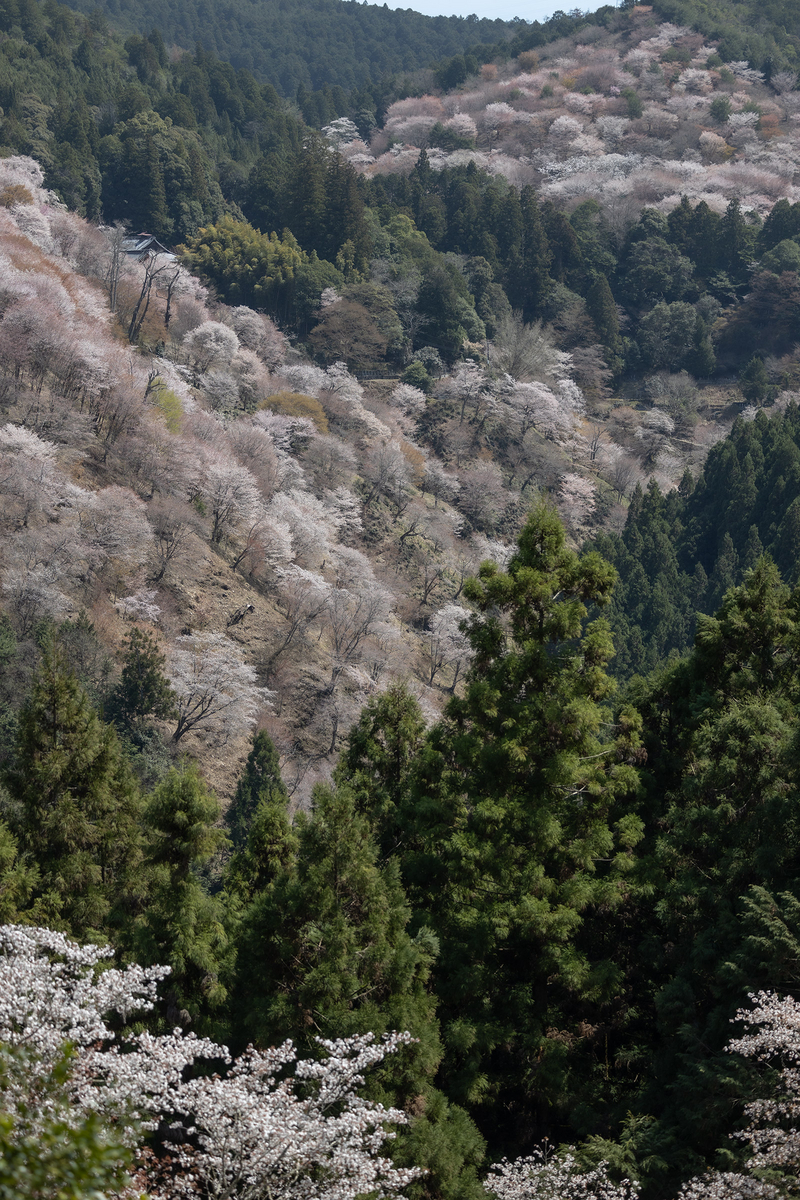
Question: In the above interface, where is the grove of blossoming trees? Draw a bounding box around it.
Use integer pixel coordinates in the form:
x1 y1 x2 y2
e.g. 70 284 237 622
0 923 423 1200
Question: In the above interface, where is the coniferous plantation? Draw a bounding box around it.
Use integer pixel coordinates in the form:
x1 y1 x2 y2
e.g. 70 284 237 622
7 0 800 1195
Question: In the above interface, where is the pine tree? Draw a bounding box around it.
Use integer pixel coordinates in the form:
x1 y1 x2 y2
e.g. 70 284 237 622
224 731 296 901
740 355 770 403
742 524 765 571
586 272 625 376
718 198 753 286
334 683 427 861
686 314 716 378
708 531 740 610
233 782 440 1060
503 186 552 321
4 642 142 939
135 765 228 1022
399 505 643 1138
630 559 800 1177
225 730 288 850
323 154 370 270
231 779 487 1200
284 142 327 254
142 135 172 240
0 814 43 923
107 628 177 733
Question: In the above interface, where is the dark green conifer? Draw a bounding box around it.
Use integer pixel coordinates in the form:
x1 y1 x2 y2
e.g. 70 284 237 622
142 135 172 239
135 765 228 1021
686 314 716 378
225 729 288 850
107 628 177 733
334 683 426 861
401 505 643 1134
232 779 486 1200
740 355 770 403
5 642 142 939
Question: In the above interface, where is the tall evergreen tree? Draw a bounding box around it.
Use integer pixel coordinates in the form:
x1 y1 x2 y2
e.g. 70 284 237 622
334 683 427 862
232 779 487 1200
4 642 142 939
625 558 800 1186
225 729 288 851
106 627 177 734
504 186 552 321
586 272 624 376
142 134 172 239
399 506 643 1147
135 764 228 1023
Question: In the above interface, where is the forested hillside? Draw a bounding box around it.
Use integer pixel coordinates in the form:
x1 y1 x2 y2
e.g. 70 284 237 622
592 404 800 676
26 0 520 94
5 0 800 1196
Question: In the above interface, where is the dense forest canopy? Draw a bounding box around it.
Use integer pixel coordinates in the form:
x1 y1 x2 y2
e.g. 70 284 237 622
49 0 520 93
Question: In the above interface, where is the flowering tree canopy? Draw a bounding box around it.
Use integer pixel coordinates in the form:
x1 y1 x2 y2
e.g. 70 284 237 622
484 1150 639 1200
0 924 423 1200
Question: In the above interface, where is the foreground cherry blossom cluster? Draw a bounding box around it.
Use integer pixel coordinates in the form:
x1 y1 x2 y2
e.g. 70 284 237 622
677 992 800 1200
0 925 422 1199
484 989 800 1200
484 1148 639 1200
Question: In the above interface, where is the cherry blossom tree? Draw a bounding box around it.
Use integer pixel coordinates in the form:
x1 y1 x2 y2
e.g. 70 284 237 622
424 603 472 689
363 439 413 510
147 496 200 584
78 485 154 595
484 1149 639 1200
0 924 423 1200
269 565 332 667
423 460 461 507
183 321 240 376
230 305 287 371
269 488 341 568
388 383 427 417
199 457 264 546
488 314 572 385
321 550 394 690
167 632 272 743
678 991 800 1200
0 424 86 530
558 472 597 533
2 563 70 636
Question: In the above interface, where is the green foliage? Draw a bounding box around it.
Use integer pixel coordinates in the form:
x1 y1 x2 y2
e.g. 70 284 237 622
710 95 731 123
739 355 770 403
231 776 488 1199
58 0 519 96
180 216 307 317
621 87 643 118
4 641 142 939
259 390 329 432
397 506 642 1143
592 403 800 675
619 560 800 1183
0 1046 133 1200
150 382 183 431
106 627 177 733
233 779 439 1056
225 729 289 852
0 818 42 924
403 360 432 392
637 301 696 371
624 239 694 307
135 764 228 1019
335 683 427 861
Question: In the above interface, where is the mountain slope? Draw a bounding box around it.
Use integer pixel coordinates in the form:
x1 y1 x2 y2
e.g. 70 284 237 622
54 0 518 94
